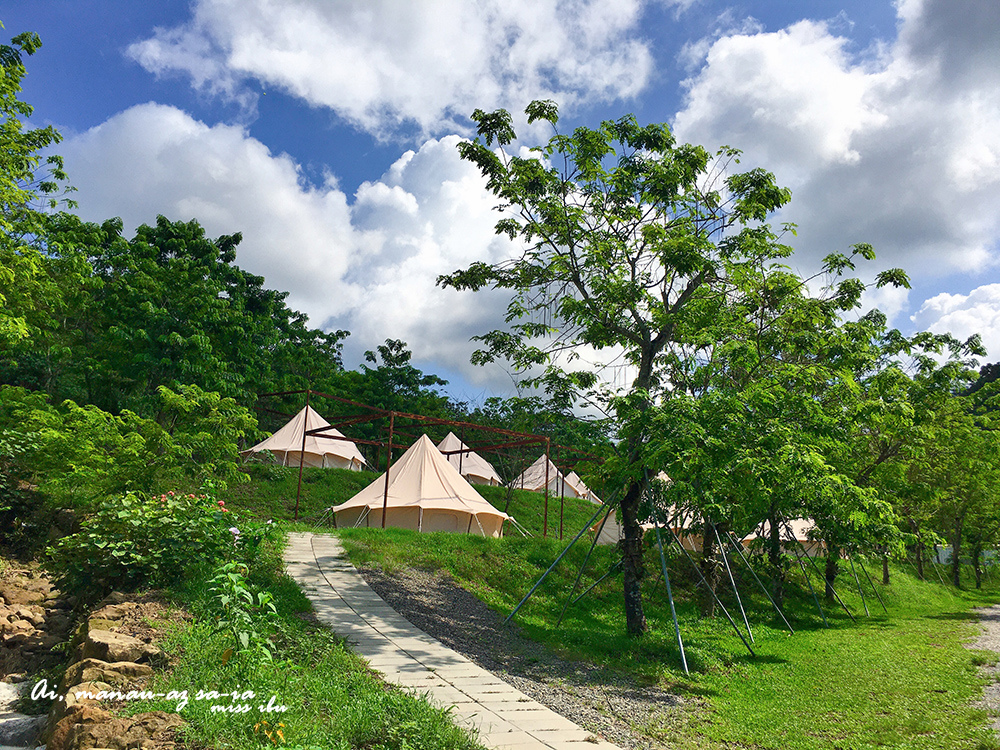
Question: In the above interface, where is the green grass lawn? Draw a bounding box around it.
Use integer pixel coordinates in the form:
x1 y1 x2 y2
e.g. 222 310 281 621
223 465 1000 749
336 526 1000 750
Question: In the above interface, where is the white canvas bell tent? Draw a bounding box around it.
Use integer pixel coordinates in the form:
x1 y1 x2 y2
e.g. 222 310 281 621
242 405 367 471
742 518 825 557
437 432 503 486
511 455 586 499
329 434 510 537
565 471 599 504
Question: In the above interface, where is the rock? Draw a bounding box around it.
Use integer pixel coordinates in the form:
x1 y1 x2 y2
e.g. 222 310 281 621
0 712 46 747
86 618 120 634
0 582 47 605
62 711 183 750
59 660 154 693
77 630 165 666
90 604 132 621
53 508 78 534
24 631 64 653
47 612 73 633
95 592 130 608
2 617 34 634
16 606 46 626
45 705 111 750
2 631 31 648
46 681 114 731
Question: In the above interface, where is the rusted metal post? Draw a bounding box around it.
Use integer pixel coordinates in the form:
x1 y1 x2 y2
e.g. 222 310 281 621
543 438 550 538
294 389 310 520
382 412 394 529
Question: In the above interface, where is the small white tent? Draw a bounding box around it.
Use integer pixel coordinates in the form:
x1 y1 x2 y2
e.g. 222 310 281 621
329 434 510 537
242 405 367 471
437 432 503 486
511 455 586 499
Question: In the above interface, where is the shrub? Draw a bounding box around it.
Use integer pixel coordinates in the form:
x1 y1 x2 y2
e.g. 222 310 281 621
47 489 231 599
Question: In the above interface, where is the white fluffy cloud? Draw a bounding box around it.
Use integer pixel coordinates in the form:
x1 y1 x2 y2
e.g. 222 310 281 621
59 104 515 384
911 285 1000 357
128 0 654 137
673 0 1000 278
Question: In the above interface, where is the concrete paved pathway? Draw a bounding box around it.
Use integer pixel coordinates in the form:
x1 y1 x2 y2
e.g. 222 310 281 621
284 532 621 750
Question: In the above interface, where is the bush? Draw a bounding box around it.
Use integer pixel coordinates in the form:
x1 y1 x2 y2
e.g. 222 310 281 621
47 489 231 599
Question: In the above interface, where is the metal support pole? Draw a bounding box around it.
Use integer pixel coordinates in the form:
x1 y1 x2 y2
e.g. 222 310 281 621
849 555 869 617
857 557 887 614
506 502 609 624
654 519 688 675
782 522 855 623
543 439 550 538
714 522 753 643
725 531 794 634
572 560 623 605
666 526 755 657
790 541 828 628
557 507 612 626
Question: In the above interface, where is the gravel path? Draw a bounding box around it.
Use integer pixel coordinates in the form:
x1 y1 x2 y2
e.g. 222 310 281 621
969 604 1000 734
357 565 688 750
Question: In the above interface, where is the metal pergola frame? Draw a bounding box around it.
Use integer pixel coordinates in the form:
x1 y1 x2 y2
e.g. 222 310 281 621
252 388 601 532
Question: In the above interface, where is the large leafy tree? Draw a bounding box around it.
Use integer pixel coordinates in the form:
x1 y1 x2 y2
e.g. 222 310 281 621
0 27 73 350
440 101 905 635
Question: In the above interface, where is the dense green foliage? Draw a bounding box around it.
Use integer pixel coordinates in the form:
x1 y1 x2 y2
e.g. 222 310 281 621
48 489 233 599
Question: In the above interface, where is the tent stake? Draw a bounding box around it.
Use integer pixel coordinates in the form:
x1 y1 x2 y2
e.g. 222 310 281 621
714 522 753 643
725 531 794 634
572 560 622 605
666 526 755 657
506 502 609 624
849 555 869 617
654 519 688 675
557 507 612 626
782 521 855 623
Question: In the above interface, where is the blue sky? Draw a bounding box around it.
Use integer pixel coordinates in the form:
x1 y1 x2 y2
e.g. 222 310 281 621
6 0 1000 402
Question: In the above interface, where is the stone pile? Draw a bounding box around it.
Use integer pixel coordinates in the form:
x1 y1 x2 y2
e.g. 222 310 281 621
41 593 181 750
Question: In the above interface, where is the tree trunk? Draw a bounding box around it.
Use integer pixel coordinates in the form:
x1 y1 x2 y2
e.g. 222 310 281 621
699 520 720 617
973 546 983 590
824 542 840 604
915 541 925 581
619 478 647 636
767 510 785 608
952 516 964 588
881 548 890 585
